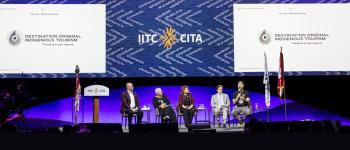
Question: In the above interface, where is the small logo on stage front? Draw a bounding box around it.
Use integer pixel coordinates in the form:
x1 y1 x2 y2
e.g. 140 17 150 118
259 29 271 45
8 30 21 46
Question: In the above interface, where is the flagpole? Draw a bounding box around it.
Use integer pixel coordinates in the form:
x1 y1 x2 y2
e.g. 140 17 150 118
278 46 287 121
73 65 80 126
263 52 271 122
266 106 270 122
284 83 288 121
267 79 270 123
74 71 78 125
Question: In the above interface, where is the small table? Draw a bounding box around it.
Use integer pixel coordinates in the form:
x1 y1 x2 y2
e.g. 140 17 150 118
195 108 210 124
141 108 151 123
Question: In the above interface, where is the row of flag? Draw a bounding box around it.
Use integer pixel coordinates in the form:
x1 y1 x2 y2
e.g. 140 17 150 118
264 47 285 108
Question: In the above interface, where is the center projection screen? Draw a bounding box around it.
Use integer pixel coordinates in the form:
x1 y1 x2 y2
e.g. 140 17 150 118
0 1 349 78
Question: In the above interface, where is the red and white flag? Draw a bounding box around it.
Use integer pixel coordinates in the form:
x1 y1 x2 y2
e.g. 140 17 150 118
74 70 81 112
277 47 285 98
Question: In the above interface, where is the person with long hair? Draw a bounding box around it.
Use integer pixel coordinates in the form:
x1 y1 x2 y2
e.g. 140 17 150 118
177 86 197 127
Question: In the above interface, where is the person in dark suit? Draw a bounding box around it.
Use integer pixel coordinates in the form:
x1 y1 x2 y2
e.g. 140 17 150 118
153 88 177 123
177 85 197 127
120 82 143 125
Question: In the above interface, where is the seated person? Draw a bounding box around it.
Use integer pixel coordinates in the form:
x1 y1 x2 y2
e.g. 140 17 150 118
232 81 252 127
153 88 177 123
120 83 143 125
177 86 197 127
211 85 230 128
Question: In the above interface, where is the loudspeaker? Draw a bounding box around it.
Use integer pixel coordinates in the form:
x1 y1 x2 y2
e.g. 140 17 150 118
322 120 339 133
245 119 266 133
289 121 312 133
46 127 61 133
310 121 323 133
268 122 289 133
193 128 216 134
187 124 211 132
79 123 123 133
129 123 178 133
339 125 350 133
63 125 73 133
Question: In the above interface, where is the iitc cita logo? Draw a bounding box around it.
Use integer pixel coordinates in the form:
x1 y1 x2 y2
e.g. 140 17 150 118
138 26 203 49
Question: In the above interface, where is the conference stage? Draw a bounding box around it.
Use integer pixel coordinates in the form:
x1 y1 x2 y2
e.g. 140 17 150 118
0 0 350 138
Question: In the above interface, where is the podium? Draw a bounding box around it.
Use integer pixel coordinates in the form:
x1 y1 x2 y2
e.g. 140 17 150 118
84 85 109 123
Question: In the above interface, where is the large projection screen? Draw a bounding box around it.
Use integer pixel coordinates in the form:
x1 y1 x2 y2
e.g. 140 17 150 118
0 4 106 74
1 2 350 78
234 4 350 73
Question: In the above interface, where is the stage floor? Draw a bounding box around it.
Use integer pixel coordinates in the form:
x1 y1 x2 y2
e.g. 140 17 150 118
122 124 245 133
5 118 245 133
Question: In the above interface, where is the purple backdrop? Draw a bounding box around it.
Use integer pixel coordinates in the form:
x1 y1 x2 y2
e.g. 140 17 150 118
23 85 350 125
